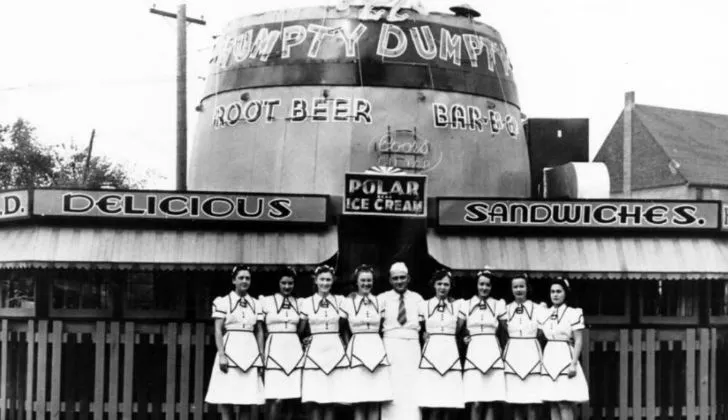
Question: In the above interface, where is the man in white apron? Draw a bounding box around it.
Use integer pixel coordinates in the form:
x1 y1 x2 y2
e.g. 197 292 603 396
378 262 424 420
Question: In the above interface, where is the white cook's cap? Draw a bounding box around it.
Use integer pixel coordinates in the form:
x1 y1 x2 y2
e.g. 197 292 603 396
389 262 409 276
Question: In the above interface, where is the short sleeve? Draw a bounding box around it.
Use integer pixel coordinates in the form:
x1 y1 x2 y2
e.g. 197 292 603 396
211 296 227 319
253 297 264 321
376 292 388 314
417 301 427 321
496 299 507 320
571 308 585 331
299 297 310 319
457 299 468 320
339 298 351 319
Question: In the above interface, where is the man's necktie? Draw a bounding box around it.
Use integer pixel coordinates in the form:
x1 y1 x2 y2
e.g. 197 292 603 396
397 293 407 325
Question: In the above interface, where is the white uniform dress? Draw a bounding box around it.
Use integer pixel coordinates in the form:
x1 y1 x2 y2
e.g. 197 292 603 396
340 294 393 403
205 292 265 405
503 300 546 404
378 289 425 420
539 305 590 403
417 298 465 408
260 294 305 400
460 296 507 403
300 294 349 404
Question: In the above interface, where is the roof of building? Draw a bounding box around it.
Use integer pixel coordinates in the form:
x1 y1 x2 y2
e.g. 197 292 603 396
594 104 728 192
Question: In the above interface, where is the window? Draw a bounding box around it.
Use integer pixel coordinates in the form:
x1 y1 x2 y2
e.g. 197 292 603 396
0 270 36 317
709 280 728 324
50 270 113 317
123 271 186 318
577 279 631 324
639 280 699 324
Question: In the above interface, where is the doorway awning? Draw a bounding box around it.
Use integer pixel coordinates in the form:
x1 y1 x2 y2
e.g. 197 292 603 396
0 226 338 271
427 231 728 280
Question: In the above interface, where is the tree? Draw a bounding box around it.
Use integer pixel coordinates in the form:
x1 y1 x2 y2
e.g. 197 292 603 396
0 118 143 189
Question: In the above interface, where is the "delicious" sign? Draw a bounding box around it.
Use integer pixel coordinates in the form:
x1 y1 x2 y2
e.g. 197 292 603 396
344 172 426 217
438 198 721 231
32 190 328 224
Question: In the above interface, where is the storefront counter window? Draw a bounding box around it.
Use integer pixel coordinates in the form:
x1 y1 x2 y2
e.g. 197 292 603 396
709 280 728 324
640 280 699 324
0 270 36 317
123 271 186 319
50 270 113 318
578 280 631 324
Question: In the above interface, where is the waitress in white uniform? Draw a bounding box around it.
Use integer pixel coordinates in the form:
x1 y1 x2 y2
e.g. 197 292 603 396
503 275 546 420
460 268 506 420
339 264 393 420
539 278 589 420
418 269 465 420
205 265 265 420
260 267 305 420
299 265 349 420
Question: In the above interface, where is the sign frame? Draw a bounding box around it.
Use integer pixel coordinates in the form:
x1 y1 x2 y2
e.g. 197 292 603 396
437 197 723 232
343 172 428 218
30 188 330 226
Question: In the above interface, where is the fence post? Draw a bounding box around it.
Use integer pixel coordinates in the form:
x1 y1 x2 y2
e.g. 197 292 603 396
709 328 717 420
35 320 48 420
93 321 106 420
166 323 178 420
632 329 643 420
123 322 135 420
179 323 191 420
193 323 205 420
686 329 696 420
580 328 590 420
108 322 120 420
50 321 63 420
645 329 656 420
698 329 709 419
0 319 8 420
619 329 629 420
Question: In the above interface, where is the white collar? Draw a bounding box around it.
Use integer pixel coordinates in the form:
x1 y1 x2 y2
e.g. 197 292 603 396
312 293 337 313
428 297 453 316
274 293 298 313
549 304 568 323
229 291 254 312
508 300 533 320
353 293 377 314
469 296 494 316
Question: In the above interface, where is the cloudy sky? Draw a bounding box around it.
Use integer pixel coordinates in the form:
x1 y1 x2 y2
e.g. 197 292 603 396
1 0 726 188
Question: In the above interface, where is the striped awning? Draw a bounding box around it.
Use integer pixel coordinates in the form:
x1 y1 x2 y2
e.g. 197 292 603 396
427 231 728 280
0 226 337 270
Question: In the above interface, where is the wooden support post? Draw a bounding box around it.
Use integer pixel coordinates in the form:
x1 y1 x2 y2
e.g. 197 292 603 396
0 319 8 420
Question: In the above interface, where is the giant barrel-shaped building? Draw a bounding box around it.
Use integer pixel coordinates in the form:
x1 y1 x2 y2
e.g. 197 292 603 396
189 5 530 198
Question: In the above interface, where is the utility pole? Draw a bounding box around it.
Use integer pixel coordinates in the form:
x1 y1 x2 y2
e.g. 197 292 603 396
82 129 96 186
150 3 206 192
